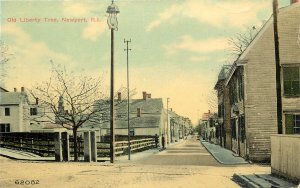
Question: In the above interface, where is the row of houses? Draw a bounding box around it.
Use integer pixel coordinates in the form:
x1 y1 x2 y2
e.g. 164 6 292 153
0 87 192 146
204 2 300 162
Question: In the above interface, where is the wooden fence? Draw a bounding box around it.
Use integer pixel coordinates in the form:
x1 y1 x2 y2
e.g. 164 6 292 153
0 132 55 157
97 138 156 157
0 132 157 160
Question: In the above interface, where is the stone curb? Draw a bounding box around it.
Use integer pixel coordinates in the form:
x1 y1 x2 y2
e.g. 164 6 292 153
200 140 249 165
232 174 260 188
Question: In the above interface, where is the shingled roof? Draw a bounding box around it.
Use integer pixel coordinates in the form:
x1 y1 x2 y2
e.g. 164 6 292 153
0 92 28 105
96 98 164 129
201 112 214 121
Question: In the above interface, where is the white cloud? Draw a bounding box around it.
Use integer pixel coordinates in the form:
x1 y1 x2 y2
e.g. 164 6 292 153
164 35 229 54
82 21 107 41
2 24 74 89
63 2 100 17
146 0 270 31
62 2 107 41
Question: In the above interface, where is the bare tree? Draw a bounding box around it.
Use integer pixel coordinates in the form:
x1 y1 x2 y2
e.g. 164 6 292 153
28 65 136 161
228 26 260 60
206 89 218 113
0 41 13 85
29 65 107 161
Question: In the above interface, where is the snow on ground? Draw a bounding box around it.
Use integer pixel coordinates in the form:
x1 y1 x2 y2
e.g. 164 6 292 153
0 156 270 188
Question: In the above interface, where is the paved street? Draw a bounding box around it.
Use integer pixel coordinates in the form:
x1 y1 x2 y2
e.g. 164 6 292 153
0 137 273 188
135 137 221 166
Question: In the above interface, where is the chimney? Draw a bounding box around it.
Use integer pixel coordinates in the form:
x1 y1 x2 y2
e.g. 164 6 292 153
14 88 17 92
117 92 122 101
137 108 141 117
21 87 25 92
208 110 211 114
291 0 299 4
147 93 151 99
170 108 173 112
35 98 39 105
142 91 147 100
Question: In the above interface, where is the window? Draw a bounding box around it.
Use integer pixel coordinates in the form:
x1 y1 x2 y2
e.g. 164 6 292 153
216 126 220 138
238 75 244 101
230 78 238 105
231 118 236 139
209 118 214 127
0 124 10 132
240 115 246 143
129 129 135 136
30 108 38 116
285 114 300 134
5 108 10 116
218 104 224 118
283 67 300 96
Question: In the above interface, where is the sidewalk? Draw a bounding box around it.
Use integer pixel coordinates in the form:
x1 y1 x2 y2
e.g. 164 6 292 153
200 140 248 165
0 147 54 161
199 141 299 187
233 173 298 188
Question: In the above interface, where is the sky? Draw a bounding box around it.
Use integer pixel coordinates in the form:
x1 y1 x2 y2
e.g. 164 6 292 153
0 0 291 125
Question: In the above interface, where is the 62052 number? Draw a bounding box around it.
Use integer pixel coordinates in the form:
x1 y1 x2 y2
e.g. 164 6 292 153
15 180 39 185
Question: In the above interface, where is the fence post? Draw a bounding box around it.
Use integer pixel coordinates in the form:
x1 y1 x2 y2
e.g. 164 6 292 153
61 132 70 161
90 131 97 162
31 138 34 149
84 131 91 162
54 132 62 162
20 137 23 149
78 136 81 159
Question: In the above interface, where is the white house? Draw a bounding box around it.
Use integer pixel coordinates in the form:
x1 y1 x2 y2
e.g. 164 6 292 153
0 87 55 132
0 87 30 132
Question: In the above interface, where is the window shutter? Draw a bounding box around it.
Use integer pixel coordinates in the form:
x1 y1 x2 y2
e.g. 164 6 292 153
285 114 294 134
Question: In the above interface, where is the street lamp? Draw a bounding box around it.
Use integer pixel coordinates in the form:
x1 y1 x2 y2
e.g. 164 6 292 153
107 0 120 163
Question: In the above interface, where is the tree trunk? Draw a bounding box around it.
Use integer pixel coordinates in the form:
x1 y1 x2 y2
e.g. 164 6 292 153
73 128 78 161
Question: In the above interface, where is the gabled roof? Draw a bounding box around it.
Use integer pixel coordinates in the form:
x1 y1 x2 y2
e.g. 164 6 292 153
201 112 214 121
214 65 232 89
0 92 28 105
218 65 232 80
100 115 161 129
129 98 163 114
225 3 300 86
94 98 164 129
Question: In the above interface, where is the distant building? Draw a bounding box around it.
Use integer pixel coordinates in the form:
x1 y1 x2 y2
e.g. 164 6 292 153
200 110 215 141
89 92 167 142
214 65 232 148
170 111 193 141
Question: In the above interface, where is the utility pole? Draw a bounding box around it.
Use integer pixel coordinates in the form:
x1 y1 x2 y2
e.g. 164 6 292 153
124 38 131 160
167 98 170 144
272 0 282 134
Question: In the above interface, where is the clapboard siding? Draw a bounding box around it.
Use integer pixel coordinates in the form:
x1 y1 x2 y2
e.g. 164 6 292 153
242 4 299 162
